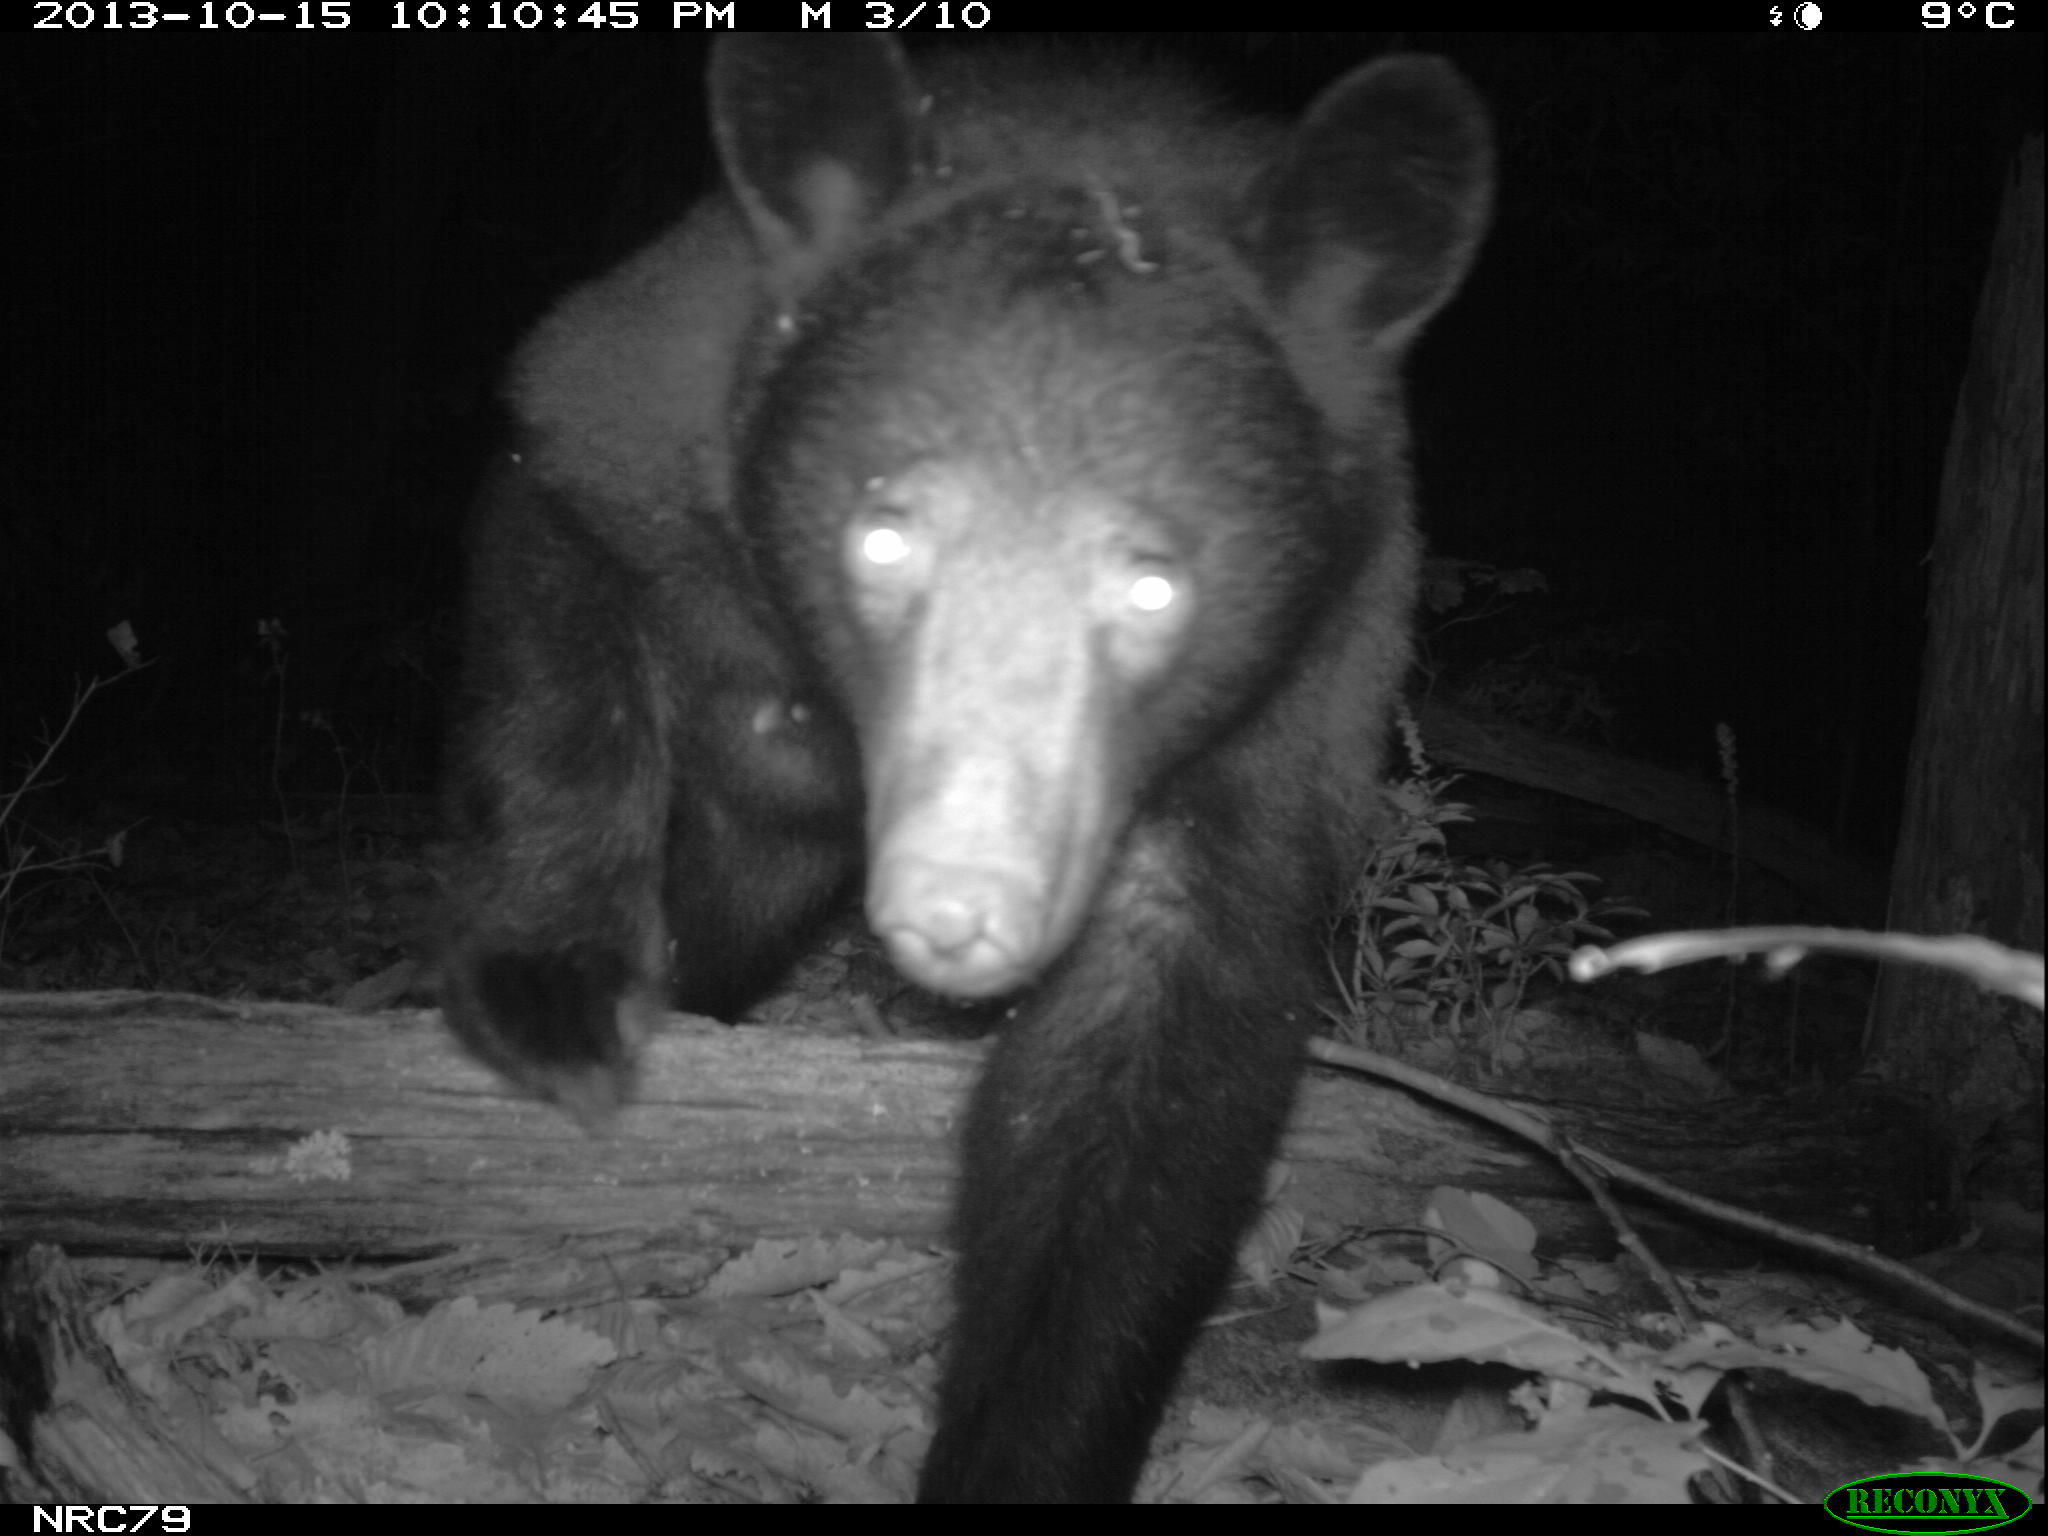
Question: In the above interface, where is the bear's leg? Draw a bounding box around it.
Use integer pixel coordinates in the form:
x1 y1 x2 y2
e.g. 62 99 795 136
442 463 680 1120
919 797 1319 1503
445 460 864 1117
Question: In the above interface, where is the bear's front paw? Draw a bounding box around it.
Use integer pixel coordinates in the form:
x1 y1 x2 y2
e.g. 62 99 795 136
443 942 652 1126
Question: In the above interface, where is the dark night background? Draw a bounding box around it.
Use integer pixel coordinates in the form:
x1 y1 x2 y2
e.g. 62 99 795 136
1 27 2039 892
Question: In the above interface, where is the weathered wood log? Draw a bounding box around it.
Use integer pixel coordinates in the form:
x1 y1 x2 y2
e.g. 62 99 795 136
0 990 962 1256
1416 700 1885 921
0 991 1947 1279
0 1244 251 1503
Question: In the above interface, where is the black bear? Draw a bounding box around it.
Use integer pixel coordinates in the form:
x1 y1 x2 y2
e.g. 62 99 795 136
443 36 1491 1503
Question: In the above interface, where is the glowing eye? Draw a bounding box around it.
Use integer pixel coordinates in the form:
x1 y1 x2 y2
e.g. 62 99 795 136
1129 574 1175 612
861 526 911 566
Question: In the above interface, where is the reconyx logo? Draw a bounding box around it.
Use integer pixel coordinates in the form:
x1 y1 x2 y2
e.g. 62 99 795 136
1824 1471 2034 1533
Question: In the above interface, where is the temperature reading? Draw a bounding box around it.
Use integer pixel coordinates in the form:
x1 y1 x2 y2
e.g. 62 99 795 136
1921 1 2018 24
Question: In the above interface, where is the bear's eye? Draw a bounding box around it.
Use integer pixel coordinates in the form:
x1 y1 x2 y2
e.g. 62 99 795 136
859 524 912 568
845 510 927 633
1128 572 1175 613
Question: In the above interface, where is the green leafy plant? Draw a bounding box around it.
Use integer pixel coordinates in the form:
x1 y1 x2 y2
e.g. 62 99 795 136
1328 747 1639 1060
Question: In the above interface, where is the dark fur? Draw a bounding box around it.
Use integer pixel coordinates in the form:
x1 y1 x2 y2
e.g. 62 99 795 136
444 38 1489 1500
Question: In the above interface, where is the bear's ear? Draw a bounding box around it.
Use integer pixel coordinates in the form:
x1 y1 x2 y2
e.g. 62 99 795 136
710 36 929 302
1250 55 1493 359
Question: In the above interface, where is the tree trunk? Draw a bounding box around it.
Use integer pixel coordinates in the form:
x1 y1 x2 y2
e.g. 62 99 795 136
1870 134 2045 1205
